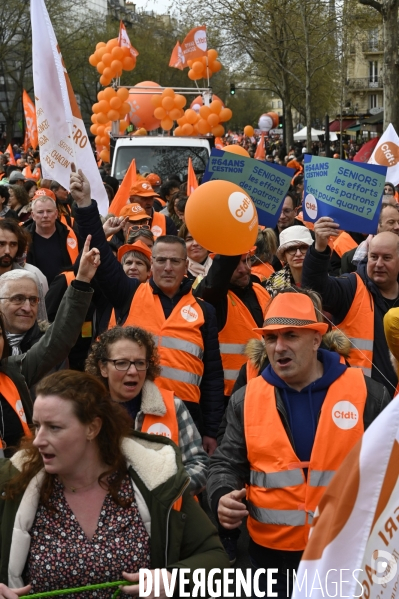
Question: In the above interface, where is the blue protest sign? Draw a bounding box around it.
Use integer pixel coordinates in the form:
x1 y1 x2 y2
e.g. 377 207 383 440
303 155 387 234
202 149 294 227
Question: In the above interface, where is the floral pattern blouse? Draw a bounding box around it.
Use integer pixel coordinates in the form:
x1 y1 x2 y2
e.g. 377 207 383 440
25 474 151 598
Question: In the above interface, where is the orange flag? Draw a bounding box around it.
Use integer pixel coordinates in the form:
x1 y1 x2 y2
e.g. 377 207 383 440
169 41 185 70
23 129 30 153
6 144 16 165
108 158 137 215
254 132 266 160
118 21 139 58
181 26 207 62
187 157 198 196
22 90 38 150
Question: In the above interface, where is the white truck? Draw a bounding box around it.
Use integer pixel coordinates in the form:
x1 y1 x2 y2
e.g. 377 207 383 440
111 135 212 184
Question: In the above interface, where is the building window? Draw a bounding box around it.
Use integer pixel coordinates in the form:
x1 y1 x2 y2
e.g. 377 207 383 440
278 100 282 108
369 94 377 109
369 61 378 87
368 29 378 51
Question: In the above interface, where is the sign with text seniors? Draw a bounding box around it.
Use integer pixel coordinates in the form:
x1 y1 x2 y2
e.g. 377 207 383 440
303 155 386 234
202 149 294 227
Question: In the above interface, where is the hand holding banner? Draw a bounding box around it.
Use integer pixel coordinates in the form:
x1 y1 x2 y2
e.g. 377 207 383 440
202 149 294 228
303 155 386 234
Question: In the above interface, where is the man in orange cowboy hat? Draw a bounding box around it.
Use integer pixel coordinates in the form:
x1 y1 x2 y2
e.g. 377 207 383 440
207 288 390 596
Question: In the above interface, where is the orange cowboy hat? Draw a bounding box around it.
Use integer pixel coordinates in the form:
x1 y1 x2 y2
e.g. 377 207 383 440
253 293 328 334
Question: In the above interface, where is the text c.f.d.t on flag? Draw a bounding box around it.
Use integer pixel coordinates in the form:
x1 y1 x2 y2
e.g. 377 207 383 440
30 0 108 215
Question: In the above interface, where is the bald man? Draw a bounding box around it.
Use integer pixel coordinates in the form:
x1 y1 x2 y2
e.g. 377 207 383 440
302 217 399 395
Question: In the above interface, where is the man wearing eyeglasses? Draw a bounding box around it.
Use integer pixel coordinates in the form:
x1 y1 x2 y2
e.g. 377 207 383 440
129 181 177 239
69 166 225 458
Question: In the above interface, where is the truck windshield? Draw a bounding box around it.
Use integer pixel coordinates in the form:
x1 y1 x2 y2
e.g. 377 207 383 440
113 146 210 182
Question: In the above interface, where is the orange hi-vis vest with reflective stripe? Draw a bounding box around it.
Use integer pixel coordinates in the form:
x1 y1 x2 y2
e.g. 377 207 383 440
64 225 79 263
141 387 179 445
244 369 367 551
219 284 270 396
151 212 166 239
338 273 374 377
0 373 31 448
332 232 358 259
109 283 205 404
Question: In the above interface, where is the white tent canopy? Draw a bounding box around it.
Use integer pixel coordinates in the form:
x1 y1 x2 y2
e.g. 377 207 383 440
293 127 338 142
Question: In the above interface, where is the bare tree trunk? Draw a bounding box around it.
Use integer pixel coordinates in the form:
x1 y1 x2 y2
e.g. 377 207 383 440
299 0 313 152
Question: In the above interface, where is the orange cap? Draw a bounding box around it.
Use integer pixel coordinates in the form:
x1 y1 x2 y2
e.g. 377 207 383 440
117 240 152 262
253 293 328 334
32 188 56 202
129 181 159 197
146 173 161 187
119 203 149 221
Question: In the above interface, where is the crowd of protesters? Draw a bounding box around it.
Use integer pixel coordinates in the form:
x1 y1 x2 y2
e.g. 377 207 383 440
0 134 396 599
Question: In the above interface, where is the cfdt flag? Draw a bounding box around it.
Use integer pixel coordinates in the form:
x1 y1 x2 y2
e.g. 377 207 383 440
368 123 399 186
181 26 207 61
169 41 185 70
30 0 108 215
22 90 38 150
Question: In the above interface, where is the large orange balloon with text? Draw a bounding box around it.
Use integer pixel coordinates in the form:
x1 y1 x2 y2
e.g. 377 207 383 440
185 180 258 255
128 81 161 131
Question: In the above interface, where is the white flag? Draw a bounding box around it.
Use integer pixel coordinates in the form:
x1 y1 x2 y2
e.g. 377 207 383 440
293 395 399 599
31 0 108 215
368 123 399 186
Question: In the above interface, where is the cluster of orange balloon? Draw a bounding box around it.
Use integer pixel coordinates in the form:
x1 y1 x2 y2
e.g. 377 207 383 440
89 39 136 87
90 87 130 161
187 49 222 81
244 125 255 137
151 88 187 131
175 100 232 137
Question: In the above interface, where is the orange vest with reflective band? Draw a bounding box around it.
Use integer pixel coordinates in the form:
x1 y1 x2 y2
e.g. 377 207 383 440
0 373 31 447
332 232 358 258
151 212 166 238
141 387 179 445
246 359 260 382
244 369 367 551
59 212 74 228
109 283 205 404
64 225 79 264
219 284 270 396
251 262 274 282
338 273 374 377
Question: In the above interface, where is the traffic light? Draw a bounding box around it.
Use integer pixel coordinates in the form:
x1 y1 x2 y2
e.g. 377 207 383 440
230 83 235 95
278 115 284 129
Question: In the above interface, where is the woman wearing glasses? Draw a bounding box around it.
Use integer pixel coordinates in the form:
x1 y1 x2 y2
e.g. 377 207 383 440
85 326 208 495
265 226 314 294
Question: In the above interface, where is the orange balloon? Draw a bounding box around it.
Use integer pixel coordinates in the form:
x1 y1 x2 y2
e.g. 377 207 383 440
128 81 162 131
117 87 129 102
102 53 113 67
111 60 123 75
174 94 186 109
109 96 122 109
111 46 124 61
182 123 194 136
96 125 105 136
103 87 115 101
90 124 98 135
100 75 112 87
97 90 106 101
106 38 119 50
96 47 107 60
207 49 218 62
92 103 101 114
188 69 202 81
169 108 181 121
197 119 211 134
89 54 98 66
224 145 249 157
101 135 110 146
162 96 175 111
185 180 258 255
95 135 101 145
199 105 211 119
174 126 184 136
267 112 280 129
187 60 193 68
219 108 233 122
210 100 222 114
96 42 106 50
190 94 224 110
177 115 188 126
211 124 225 137
185 109 198 125
90 114 98 123
210 61 222 73
122 56 136 71
244 125 254 137
207 113 219 127
161 117 173 131
162 88 175 98
192 61 204 74
119 102 131 117
154 107 167 120
97 62 105 74
103 67 113 80
96 112 109 124
100 149 110 162
107 109 120 121
151 94 162 108
98 100 110 113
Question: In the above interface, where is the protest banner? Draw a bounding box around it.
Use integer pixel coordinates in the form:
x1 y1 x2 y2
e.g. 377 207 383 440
368 123 399 186
22 90 38 150
202 149 294 227
293 391 399 599
31 0 108 215
303 155 386 235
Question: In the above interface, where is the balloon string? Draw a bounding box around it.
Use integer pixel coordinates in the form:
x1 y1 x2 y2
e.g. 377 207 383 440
19 580 134 599
251 254 397 393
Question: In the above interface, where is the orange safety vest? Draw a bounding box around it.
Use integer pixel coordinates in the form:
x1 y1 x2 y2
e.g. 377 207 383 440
65 225 79 264
244 369 367 551
141 387 179 445
22 165 41 182
59 212 74 228
332 232 358 259
150 212 166 238
338 273 373 377
246 359 260 382
251 262 275 282
293 211 315 232
219 284 271 396
109 283 205 404
0 373 31 448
